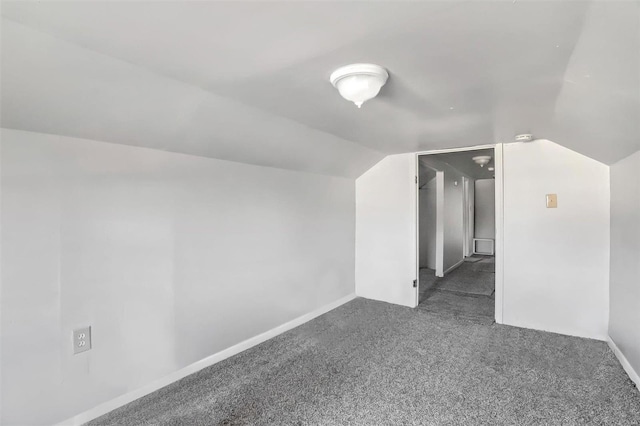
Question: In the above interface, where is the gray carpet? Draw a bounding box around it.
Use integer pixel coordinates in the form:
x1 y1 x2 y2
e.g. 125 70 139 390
474 262 496 273
418 267 439 294
434 269 494 296
418 291 495 325
88 298 640 426
418 260 495 324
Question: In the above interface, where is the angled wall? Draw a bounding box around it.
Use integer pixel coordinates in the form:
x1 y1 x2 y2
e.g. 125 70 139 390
0 129 356 425
608 149 640 384
1 18 384 179
355 153 417 308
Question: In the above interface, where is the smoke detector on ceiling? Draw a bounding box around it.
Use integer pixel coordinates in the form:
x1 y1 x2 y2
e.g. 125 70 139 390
515 133 534 142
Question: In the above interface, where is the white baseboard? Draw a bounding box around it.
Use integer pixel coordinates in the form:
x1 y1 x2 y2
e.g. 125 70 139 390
56 293 357 426
607 336 640 391
443 258 464 276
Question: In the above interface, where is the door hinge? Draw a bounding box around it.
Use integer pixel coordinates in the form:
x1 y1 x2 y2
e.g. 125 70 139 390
415 176 418 184
413 279 417 288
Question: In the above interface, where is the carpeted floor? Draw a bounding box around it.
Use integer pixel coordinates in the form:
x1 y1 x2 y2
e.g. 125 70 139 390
418 256 495 324
434 268 494 296
89 298 640 426
418 291 495 325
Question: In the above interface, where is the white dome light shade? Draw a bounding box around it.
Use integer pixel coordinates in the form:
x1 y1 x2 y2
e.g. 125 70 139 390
472 155 492 167
330 64 388 108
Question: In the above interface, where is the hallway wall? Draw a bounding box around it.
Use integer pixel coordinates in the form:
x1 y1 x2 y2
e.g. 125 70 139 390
474 179 495 239
419 176 437 270
474 179 495 254
442 167 464 272
419 156 466 274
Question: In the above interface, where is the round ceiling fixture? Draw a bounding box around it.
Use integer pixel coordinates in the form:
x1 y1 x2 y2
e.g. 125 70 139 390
472 155 492 167
515 133 534 142
330 63 388 108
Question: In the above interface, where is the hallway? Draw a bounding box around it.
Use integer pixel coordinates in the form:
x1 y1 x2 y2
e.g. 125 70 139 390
418 256 495 324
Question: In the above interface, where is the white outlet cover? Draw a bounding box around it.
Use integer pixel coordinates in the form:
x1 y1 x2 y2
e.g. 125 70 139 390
73 326 91 354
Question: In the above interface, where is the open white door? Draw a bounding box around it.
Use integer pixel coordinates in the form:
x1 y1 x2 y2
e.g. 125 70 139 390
355 153 418 308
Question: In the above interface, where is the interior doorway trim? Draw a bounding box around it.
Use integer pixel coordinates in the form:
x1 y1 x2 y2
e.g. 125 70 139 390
435 170 444 277
462 176 473 258
414 144 504 324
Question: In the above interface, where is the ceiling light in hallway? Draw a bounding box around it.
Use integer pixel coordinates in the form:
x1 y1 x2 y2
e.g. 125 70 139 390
472 155 492 167
330 64 388 108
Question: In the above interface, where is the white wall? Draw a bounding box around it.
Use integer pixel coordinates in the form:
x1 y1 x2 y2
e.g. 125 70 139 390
0 129 356 425
442 169 464 272
474 179 495 253
355 141 609 340
419 177 437 270
503 140 610 340
608 149 640 381
355 153 417 308
464 178 475 258
474 179 495 239
420 156 465 274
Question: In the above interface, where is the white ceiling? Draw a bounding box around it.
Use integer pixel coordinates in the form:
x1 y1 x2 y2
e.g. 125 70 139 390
2 1 639 177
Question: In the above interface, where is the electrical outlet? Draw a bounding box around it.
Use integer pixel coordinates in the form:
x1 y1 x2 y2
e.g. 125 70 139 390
73 326 91 354
546 194 558 208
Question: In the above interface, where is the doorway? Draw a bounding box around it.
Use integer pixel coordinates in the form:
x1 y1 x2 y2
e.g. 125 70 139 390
416 147 497 324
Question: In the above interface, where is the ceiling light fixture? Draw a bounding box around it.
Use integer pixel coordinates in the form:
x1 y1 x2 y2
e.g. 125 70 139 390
472 155 492 167
330 63 388 108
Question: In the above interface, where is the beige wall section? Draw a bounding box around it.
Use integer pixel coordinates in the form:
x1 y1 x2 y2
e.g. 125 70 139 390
608 149 640 381
0 129 356 425
503 140 610 340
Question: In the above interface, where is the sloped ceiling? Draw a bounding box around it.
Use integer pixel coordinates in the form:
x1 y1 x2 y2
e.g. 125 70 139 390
1 1 638 178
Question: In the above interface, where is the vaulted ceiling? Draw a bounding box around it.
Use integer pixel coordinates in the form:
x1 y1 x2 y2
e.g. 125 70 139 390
2 1 638 178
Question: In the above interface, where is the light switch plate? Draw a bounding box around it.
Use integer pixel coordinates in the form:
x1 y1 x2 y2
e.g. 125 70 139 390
73 326 91 354
546 194 558 208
